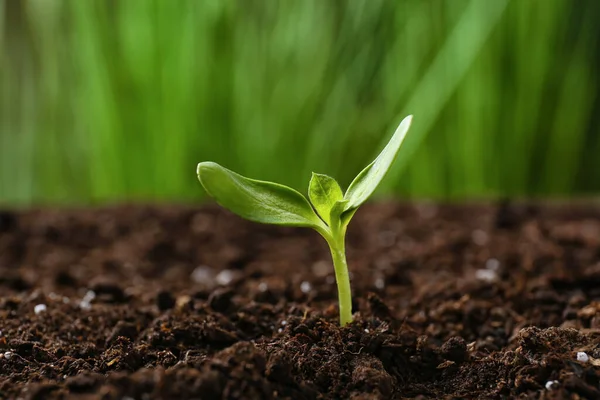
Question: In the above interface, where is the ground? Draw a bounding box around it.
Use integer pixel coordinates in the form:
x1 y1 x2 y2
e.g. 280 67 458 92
1 201 600 399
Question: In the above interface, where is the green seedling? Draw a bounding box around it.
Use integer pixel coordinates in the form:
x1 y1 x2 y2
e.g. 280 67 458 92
197 115 413 326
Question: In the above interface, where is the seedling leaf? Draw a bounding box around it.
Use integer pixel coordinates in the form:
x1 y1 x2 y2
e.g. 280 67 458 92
197 162 324 229
309 173 343 225
343 115 413 211
325 199 353 233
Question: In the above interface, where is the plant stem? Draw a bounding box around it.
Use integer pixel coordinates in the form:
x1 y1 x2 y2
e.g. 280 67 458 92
328 234 353 326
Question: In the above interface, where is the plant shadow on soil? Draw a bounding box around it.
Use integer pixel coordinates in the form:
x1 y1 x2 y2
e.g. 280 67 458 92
1 201 600 399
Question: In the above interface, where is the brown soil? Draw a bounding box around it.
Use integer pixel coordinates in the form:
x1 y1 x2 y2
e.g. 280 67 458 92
1 201 600 399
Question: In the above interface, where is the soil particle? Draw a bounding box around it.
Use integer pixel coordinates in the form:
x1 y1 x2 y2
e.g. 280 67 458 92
155 291 176 311
350 354 394 397
440 336 468 363
207 287 235 313
2 201 600 398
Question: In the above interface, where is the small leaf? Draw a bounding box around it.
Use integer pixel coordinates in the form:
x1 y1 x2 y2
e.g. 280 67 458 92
344 115 413 211
329 199 356 234
308 173 343 225
197 162 325 229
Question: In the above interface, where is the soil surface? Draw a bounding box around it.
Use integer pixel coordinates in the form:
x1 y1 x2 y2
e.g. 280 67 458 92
1 201 600 399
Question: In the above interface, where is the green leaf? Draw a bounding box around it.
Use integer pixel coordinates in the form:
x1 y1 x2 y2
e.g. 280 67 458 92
327 199 354 232
308 173 343 225
343 115 413 211
197 162 325 229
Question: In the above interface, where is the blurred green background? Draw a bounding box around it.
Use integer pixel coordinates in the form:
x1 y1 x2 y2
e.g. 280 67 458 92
1 0 599 206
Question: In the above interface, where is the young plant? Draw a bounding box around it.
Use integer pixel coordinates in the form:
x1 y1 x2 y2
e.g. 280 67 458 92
197 115 413 326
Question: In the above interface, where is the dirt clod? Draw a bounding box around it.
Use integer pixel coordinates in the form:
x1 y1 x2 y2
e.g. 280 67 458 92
440 336 467 363
156 290 176 311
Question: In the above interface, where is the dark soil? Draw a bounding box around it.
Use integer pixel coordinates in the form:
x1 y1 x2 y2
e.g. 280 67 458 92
1 201 600 399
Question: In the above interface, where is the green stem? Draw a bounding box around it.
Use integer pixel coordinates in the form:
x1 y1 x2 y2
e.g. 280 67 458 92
327 234 353 326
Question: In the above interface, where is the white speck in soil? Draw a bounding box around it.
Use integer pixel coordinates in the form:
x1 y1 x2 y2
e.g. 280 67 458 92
62 297 70 304
191 265 214 283
83 290 96 302
48 292 60 301
364 329 370 333
312 260 330 277
281 320 287 326
545 380 559 390
34 304 47 314
472 229 488 246
79 290 96 310
577 352 589 363
374 277 385 290
300 281 312 293
278 328 283 333
258 282 268 292
485 258 500 271
4 352 12 360
475 269 497 282
216 270 235 285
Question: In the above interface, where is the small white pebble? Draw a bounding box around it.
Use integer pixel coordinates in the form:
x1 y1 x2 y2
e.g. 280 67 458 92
258 282 268 292
300 281 312 294
78 290 96 310
545 380 559 390
215 270 234 286
277 328 283 333
281 320 287 326
312 261 330 277
485 258 501 271
374 277 385 290
63 375 67 379
577 352 589 363
4 351 12 360
472 229 489 246
475 269 497 282
82 290 96 302
191 265 213 283
364 329 370 333
34 304 47 315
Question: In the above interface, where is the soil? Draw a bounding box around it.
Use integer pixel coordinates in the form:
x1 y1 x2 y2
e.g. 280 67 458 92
1 201 600 399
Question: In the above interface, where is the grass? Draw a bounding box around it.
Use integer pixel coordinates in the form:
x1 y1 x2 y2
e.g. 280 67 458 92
1 0 599 206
